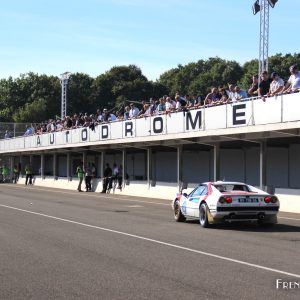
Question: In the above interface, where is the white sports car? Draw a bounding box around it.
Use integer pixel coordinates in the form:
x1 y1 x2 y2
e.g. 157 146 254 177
172 181 279 227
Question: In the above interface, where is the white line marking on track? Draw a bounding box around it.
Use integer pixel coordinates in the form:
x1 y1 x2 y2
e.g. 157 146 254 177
1 203 299 279
278 217 300 221
1 184 170 206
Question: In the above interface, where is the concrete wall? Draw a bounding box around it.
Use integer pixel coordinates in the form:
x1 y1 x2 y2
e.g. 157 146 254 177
44 155 53 176
58 155 67 177
289 144 300 188
267 147 289 188
276 188 300 213
155 152 177 182
220 149 245 182
245 147 260 186
127 152 146 180
182 150 210 184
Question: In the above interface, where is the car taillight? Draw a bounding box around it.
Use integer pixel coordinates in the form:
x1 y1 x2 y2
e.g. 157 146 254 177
264 196 271 203
225 197 232 204
271 196 278 203
219 197 225 204
219 197 232 204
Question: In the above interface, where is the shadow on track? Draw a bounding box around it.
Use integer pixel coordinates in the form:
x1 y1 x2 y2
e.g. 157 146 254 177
185 220 300 233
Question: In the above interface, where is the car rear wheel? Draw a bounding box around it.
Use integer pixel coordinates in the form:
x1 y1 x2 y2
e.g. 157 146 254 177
199 203 209 228
174 201 186 222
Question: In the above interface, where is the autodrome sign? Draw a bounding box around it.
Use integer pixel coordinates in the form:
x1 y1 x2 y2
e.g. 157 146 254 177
34 105 248 147
0 93 299 152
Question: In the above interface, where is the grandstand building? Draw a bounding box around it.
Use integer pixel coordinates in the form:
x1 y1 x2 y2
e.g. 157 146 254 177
1 93 300 213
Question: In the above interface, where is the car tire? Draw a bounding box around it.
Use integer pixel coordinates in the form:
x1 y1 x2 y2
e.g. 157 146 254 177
174 200 186 222
199 203 209 228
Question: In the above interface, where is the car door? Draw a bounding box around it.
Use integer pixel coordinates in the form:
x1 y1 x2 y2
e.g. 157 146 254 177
193 185 209 218
187 185 207 217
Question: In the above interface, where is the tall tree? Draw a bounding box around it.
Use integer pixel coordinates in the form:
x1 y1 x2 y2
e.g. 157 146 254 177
92 65 154 110
159 57 243 97
0 73 60 122
12 98 48 123
67 73 95 115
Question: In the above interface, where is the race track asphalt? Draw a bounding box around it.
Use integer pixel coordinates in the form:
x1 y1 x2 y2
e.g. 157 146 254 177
0 184 299 300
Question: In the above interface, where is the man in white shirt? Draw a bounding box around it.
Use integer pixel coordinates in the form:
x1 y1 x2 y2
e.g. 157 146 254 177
112 163 119 176
175 95 181 110
129 103 139 118
165 97 175 113
226 84 236 102
56 120 63 131
283 65 300 93
268 72 284 96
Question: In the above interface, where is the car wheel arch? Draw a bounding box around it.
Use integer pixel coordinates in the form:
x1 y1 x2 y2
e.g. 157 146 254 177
174 199 186 222
199 200 207 209
199 200 214 226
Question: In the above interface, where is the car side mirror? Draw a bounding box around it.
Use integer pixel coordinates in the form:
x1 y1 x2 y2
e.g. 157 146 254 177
182 193 188 198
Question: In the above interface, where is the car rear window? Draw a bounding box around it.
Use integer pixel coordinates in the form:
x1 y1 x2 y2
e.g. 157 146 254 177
213 184 250 192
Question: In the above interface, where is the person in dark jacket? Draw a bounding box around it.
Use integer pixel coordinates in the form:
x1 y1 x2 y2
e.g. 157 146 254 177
101 163 112 193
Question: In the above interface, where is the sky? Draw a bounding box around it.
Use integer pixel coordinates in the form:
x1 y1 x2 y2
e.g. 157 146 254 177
0 0 299 81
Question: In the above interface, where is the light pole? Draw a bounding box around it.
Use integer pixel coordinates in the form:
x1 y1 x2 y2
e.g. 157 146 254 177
59 72 71 119
252 0 278 82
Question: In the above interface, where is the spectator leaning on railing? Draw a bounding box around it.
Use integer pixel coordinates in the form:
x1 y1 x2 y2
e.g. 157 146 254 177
10 67 300 141
267 72 284 97
282 65 300 93
258 71 272 101
226 83 236 102
137 102 146 117
148 98 156 115
4 130 12 139
156 98 166 113
218 88 229 104
24 125 33 136
248 75 259 97
129 103 139 118
175 95 182 111
191 94 202 108
165 97 175 113
138 104 150 117
185 95 193 108
234 86 248 101
205 87 221 105
123 106 130 120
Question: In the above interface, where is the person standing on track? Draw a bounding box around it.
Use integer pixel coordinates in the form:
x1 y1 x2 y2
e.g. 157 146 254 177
25 163 33 185
13 165 19 183
84 163 92 192
76 162 84 192
2 165 10 183
117 164 123 189
109 163 119 191
101 163 112 193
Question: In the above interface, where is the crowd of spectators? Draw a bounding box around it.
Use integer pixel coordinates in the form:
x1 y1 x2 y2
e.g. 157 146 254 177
3 65 300 138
